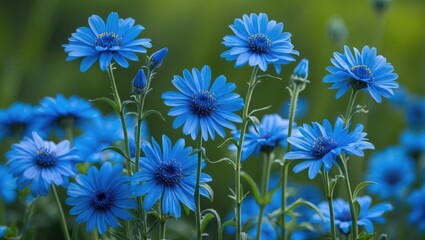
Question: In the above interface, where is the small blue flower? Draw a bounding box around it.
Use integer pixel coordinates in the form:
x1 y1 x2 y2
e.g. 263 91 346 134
279 97 309 120
284 117 374 179
132 135 212 218
313 196 393 234
323 46 398 103
149 47 168 70
221 13 299 74
37 94 99 137
408 185 425 233
400 129 425 154
365 146 415 199
0 226 8 237
162 65 244 141
64 12 152 72
0 102 42 142
293 58 309 79
132 69 147 94
405 97 425 130
6 132 79 196
66 162 137 234
0 164 17 204
231 114 292 160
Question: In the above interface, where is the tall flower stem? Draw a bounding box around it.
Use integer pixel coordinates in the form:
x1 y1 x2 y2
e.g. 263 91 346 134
158 200 167 240
195 137 203 239
52 185 71 240
235 66 259 240
281 83 302 240
322 172 337 240
21 198 37 240
255 152 273 240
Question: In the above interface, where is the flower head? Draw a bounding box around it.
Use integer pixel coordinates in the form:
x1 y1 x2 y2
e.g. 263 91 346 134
323 46 398 103
405 97 425 130
6 132 79 196
408 185 425 233
66 162 137 234
293 58 309 79
132 69 147 94
0 164 17 204
132 135 212 218
365 147 415 198
149 47 168 70
63 12 152 72
284 117 374 179
221 13 298 74
162 65 244 141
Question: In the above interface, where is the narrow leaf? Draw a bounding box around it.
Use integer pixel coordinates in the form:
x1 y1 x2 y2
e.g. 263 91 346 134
201 213 215 233
249 105 272 116
102 146 130 161
90 97 119 112
353 181 376 199
240 171 261 204
141 109 165 122
200 183 214 201
217 137 239 149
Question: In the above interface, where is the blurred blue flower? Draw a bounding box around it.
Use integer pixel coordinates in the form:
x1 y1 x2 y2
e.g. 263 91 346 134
6 132 79 196
279 97 309 120
400 129 425 154
64 12 152 72
149 47 168 70
388 86 410 108
0 226 7 237
66 162 137 235
293 58 309 79
285 117 374 179
313 196 392 234
132 135 212 218
0 102 42 142
221 13 298 74
408 185 425 233
366 146 415 198
0 164 17 204
323 46 398 103
162 65 243 141
405 97 425 130
37 94 99 137
231 114 292 160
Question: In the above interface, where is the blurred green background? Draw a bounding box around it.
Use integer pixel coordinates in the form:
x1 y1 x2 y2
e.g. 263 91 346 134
1 0 425 239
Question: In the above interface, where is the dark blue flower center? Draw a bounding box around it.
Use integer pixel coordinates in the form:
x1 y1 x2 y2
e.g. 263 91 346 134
95 32 122 50
384 170 402 185
155 160 183 186
259 134 277 153
312 136 338 158
192 91 217 117
350 65 373 90
35 148 57 168
338 209 352 222
248 33 272 53
92 191 112 211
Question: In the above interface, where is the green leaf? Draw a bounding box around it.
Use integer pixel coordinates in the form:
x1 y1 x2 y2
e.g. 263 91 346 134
353 181 376 199
122 100 136 109
240 171 261 204
147 220 159 235
217 136 239 149
201 209 222 235
141 109 165 122
354 200 361 219
102 146 130 162
329 175 345 196
183 204 191 216
206 157 236 169
270 198 325 221
200 183 214 201
249 105 272 116
201 213 215 233
256 74 282 81
355 231 376 240
109 231 130 240
90 97 119 112
248 115 261 134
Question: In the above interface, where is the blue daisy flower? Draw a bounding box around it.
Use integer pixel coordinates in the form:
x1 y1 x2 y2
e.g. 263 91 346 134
162 65 244 141
6 132 79 196
313 196 392 235
284 117 374 179
63 12 152 72
323 46 398 103
0 102 42 142
0 164 17 204
132 135 212 218
365 146 415 199
400 129 425 154
37 94 99 137
221 13 298 74
231 114 292 160
405 97 425 130
66 162 137 234
408 185 425 233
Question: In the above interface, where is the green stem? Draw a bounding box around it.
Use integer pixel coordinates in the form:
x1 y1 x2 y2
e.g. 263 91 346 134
340 159 358 238
92 230 99 240
159 218 167 240
195 137 203 239
281 84 301 240
52 185 71 240
21 198 37 240
235 66 259 240
323 172 337 240
344 89 359 126
256 153 273 240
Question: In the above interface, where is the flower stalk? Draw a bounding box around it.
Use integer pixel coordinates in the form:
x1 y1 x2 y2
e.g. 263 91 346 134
322 171 337 240
52 185 71 240
195 137 203 239
255 152 273 240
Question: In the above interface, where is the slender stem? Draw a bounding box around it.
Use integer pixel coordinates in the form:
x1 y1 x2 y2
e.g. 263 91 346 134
195 137 203 239
92 230 99 240
341 160 358 238
21 198 37 240
344 89 359 127
159 218 167 240
256 153 273 240
52 185 71 240
235 66 259 240
281 84 301 240
65 126 73 143
323 172 337 240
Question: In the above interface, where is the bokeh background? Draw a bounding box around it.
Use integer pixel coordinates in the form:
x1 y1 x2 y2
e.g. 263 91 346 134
1 0 425 239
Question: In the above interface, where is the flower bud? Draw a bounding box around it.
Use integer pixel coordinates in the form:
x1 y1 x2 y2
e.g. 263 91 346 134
327 16 348 44
293 58 309 79
371 0 391 14
149 48 168 70
132 69 147 94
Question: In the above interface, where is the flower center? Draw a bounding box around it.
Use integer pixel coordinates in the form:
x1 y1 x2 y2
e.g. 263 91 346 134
34 148 57 168
350 65 373 90
92 191 112 211
338 208 352 222
95 32 122 50
384 170 402 185
248 33 271 53
192 91 217 117
259 134 276 153
312 136 338 158
155 160 183 186
57 115 76 129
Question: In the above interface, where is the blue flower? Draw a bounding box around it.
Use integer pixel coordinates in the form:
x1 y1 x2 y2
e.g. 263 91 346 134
400 129 425 154
149 47 168 70
6 132 79 196
231 114 292 160
365 146 415 198
323 46 398 103
221 13 298 74
408 185 425 233
279 97 309 120
132 135 212 218
405 97 425 130
64 12 152 72
293 58 309 79
0 102 42 142
0 226 8 237
313 196 393 234
132 69 147 94
284 117 374 179
162 65 244 141
66 162 137 234
0 164 17 204
37 94 99 137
